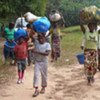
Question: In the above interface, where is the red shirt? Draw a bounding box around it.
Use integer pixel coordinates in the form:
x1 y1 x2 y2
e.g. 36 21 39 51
14 42 27 60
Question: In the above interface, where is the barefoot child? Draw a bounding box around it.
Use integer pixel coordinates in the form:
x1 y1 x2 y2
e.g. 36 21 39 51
14 37 27 84
33 34 51 97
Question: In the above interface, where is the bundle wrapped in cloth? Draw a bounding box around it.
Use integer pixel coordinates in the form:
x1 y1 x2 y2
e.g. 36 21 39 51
49 10 62 22
32 17 51 34
80 5 100 22
14 28 27 41
24 12 40 23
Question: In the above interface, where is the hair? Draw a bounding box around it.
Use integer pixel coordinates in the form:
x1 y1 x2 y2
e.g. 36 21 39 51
26 23 31 28
38 33 46 38
9 22 14 29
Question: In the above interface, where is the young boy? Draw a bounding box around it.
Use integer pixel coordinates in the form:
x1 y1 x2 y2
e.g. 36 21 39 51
14 37 27 84
33 33 51 97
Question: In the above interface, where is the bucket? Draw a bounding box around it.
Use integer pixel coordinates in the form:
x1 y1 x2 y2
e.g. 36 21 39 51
76 53 84 64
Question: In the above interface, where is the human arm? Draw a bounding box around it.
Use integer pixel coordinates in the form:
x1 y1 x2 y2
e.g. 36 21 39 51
81 34 85 50
33 43 51 56
33 49 50 56
80 24 86 34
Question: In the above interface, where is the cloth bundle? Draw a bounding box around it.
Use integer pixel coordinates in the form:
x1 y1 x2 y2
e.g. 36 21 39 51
14 28 27 41
80 5 100 22
32 17 51 33
49 10 61 22
24 12 40 23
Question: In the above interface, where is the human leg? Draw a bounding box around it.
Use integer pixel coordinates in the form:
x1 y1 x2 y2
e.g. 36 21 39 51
17 61 22 84
33 62 40 97
84 49 97 84
40 62 48 94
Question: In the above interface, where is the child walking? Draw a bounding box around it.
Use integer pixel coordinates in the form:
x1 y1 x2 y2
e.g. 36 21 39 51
14 37 27 84
33 34 51 97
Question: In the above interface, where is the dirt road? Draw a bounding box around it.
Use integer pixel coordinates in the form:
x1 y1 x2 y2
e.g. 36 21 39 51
0 63 100 100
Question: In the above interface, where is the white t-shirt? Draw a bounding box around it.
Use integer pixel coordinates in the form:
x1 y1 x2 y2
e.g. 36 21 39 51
34 41 51 62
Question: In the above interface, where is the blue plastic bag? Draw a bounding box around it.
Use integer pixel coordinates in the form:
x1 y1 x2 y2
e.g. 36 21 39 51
76 53 84 64
33 17 51 33
14 28 27 41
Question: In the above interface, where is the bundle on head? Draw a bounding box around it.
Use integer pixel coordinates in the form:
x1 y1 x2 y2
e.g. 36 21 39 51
49 10 62 22
80 5 100 23
32 17 51 35
24 12 40 23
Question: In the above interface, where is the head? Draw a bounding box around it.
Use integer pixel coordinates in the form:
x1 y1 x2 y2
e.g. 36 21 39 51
9 22 14 29
37 33 46 44
26 23 31 29
18 37 25 44
88 22 97 32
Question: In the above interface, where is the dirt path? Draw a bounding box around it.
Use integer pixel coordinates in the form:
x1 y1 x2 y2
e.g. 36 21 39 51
0 63 100 100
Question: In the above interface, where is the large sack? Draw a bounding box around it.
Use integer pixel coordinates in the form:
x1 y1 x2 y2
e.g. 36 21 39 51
14 28 27 41
24 12 40 23
14 17 28 28
49 10 61 22
80 5 99 22
32 17 51 33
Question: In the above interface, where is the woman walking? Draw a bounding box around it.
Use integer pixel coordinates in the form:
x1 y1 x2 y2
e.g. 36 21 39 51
80 22 99 85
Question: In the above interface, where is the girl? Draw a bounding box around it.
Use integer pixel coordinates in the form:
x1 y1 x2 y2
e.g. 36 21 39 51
33 34 51 97
14 37 27 84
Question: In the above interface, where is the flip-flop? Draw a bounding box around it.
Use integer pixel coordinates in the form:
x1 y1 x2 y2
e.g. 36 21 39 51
40 88 45 94
33 90 39 97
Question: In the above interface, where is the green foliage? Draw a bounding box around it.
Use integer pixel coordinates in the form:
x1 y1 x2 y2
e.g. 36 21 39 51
47 0 100 26
0 0 100 26
31 0 47 16
0 0 47 18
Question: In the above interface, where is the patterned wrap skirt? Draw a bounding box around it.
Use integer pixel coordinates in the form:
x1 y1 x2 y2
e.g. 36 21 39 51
84 49 97 78
51 33 60 58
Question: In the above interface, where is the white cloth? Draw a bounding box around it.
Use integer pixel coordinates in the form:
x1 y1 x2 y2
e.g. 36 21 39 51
34 42 51 62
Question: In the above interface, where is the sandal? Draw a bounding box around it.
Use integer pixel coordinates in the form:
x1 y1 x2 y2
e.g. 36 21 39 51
40 88 45 94
33 90 39 97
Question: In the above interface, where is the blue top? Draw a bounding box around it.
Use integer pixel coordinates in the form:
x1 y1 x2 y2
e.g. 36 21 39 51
4 41 17 48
